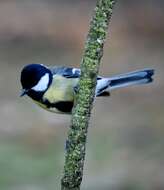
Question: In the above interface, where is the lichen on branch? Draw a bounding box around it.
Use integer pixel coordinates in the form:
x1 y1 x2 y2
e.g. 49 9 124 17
61 0 117 189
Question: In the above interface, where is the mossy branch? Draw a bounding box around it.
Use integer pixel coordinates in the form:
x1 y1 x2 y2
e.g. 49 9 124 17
61 0 117 189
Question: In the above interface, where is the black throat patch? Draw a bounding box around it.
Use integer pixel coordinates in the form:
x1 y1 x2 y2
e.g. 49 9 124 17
43 99 73 113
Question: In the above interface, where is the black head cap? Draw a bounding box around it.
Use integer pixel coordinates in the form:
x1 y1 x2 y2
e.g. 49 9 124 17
20 64 52 98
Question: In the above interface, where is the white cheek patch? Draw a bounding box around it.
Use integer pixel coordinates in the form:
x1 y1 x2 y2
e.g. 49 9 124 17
32 73 49 91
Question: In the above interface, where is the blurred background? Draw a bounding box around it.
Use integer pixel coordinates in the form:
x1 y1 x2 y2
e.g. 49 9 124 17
0 0 163 189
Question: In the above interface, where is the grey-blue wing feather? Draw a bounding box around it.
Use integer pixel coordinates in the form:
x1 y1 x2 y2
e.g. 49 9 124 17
50 66 81 78
50 66 104 79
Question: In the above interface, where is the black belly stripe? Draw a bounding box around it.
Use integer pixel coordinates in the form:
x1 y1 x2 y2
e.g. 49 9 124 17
53 101 73 113
43 99 73 113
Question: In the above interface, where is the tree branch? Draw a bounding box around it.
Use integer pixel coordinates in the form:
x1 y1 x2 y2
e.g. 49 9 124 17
61 0 117 189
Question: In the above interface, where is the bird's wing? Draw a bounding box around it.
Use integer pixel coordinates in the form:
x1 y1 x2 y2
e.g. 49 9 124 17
50 66 81 78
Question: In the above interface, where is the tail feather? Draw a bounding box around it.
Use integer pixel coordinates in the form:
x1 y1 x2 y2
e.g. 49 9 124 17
109 69 154 90
96 69 154 96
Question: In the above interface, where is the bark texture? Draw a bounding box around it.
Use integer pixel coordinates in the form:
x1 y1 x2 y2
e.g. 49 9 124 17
61 0 117 189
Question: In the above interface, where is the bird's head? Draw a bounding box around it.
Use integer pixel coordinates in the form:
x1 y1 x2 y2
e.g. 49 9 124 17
20 64 52 100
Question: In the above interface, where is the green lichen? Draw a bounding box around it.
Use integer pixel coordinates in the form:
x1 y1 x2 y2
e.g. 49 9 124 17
61 0 117 189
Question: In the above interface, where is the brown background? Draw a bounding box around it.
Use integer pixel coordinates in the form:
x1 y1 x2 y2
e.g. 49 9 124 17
0 1 163 190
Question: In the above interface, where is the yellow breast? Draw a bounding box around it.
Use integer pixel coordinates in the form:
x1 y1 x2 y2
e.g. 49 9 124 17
33 99 65 113
31 75 78 113
43 75 78 103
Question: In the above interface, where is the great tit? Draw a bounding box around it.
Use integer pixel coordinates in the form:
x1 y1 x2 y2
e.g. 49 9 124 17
20 64 154 114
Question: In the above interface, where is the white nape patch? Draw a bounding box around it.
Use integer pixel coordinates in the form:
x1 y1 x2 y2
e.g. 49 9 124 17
32 73 49 91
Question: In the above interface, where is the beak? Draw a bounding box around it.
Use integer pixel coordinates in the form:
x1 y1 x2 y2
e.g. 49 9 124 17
20 89 28 97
